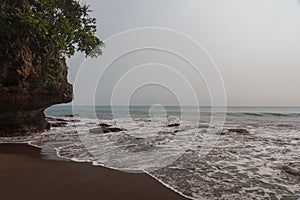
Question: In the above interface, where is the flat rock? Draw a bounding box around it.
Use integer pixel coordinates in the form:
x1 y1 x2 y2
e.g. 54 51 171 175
167 123 180 127
221 128 249 135
99 123 112 128
89 126 126 134
51 122 68 127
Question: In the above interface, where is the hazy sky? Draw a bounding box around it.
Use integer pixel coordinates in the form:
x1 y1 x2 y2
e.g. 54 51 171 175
68 0 300 106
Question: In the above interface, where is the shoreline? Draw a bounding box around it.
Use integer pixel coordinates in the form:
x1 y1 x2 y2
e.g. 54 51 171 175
0 143 188 200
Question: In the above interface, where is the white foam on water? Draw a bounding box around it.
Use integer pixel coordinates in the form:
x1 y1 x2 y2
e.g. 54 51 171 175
0 114 300 199
144 170 197 200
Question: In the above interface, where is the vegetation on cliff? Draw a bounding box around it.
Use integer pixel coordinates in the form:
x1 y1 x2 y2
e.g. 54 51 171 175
0 0 103 86
0 0 103 135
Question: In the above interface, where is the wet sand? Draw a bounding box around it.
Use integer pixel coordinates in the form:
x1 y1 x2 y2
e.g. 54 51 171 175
0 144 188 200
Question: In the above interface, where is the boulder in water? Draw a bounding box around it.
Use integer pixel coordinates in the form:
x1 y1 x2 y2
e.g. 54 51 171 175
167 123 180 127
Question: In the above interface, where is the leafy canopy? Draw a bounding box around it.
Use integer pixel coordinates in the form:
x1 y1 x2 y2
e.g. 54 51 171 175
0 0 104 60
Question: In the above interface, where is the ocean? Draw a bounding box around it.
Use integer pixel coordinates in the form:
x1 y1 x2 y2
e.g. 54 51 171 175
1 106 299 200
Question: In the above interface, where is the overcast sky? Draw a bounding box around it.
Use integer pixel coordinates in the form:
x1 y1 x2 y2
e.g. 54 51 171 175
68 0 300 106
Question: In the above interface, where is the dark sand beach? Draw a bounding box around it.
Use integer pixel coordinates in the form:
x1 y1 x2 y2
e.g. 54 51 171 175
0 144 188 200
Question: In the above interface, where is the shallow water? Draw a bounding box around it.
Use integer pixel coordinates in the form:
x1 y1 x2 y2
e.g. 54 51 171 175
1 106 299 200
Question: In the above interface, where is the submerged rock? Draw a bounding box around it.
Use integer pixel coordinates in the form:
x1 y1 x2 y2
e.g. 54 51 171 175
198 124 209 129
99 123 112 128
64 114 74 117
282 165 300 177
228 128 249 134
109 134 138 143
89 125 127 134
55 118 68 122
221 128 249 135
46 117 80 124
51 122 68 127
104 127 126 133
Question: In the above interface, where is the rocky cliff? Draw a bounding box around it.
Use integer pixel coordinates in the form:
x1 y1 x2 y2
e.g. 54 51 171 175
0 45 73 136
0 0 104 136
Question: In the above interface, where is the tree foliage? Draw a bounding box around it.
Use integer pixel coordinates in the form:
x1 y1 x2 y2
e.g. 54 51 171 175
0 0 103 60
0 0 103 87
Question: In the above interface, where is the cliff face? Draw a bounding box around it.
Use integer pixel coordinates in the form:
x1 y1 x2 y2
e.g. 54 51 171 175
0 44 73 136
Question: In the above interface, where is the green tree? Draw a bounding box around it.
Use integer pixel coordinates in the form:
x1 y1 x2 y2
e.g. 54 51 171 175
0 0 103 86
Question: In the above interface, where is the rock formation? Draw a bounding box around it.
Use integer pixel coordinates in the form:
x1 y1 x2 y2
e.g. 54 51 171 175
0 45 72 136
0 1 103 136
89 123 127 134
